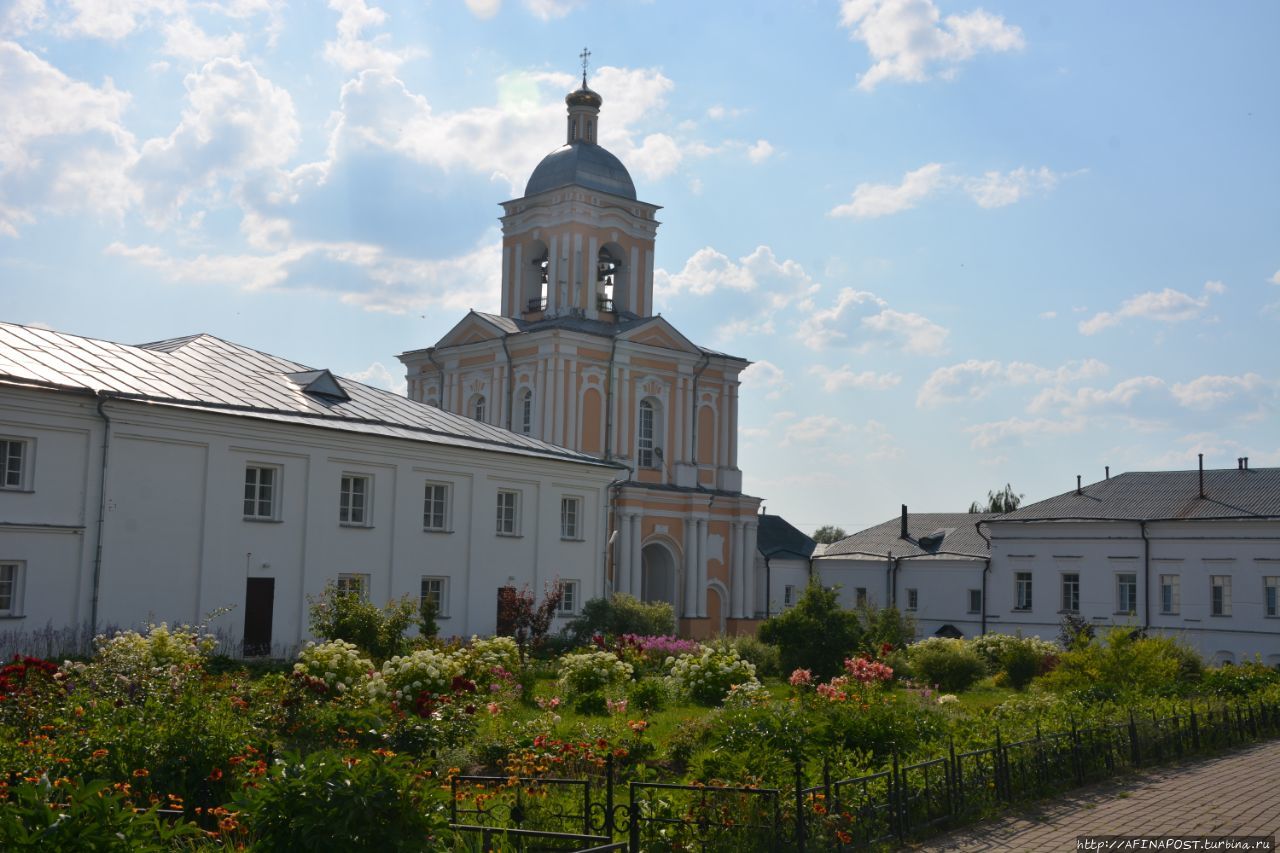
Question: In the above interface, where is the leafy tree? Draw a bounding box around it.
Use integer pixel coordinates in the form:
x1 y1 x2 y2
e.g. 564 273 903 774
758 579 863 679
307 583 415 662
968 483 1024 514
497 581 564 662
562 593 675 644
811 524 847 544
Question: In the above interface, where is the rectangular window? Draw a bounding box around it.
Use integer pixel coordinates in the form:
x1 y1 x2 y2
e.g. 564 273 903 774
243 465 279 520
0 439 27 490
783 584 796 608
855 587 868 607
496 490 520 536
336 572 369 599
906 588 918 611
1265 577 1279 618
339 474 370 526
1160 574 1180 615
1061 573 1080 613
1116 573 1138 614
557 579 579 614
637 401 656 468
1211 575 1232 616
0 562 21 616
423 483 449 531
560 496 581 540
1015 572 1033 611
968 589 982 614
420 576 448 618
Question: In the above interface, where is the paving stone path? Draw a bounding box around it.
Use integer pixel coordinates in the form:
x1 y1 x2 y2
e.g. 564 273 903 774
912 739 1280 851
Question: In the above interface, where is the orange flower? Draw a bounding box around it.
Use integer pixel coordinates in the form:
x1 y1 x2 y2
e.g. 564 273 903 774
91 749 109 760
219 816 238 832
132 768 149 778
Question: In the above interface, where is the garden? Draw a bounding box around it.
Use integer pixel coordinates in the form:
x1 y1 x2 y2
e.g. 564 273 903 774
2 579 1279 851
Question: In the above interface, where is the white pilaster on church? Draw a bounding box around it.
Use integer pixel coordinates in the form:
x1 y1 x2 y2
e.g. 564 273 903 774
728 383 739 468
587 235 599 318
547 234 560 314
696 518 708 617
729 520 744 618
682 521 698 618
719 383 731 469
743 521 759 618
629 513 643 599
549 354 562 445
616 511 631 595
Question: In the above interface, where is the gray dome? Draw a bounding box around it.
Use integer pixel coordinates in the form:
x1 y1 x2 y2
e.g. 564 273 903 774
524 141 636 200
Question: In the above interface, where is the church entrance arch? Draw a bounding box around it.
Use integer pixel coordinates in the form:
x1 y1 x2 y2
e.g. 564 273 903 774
640 542 678 610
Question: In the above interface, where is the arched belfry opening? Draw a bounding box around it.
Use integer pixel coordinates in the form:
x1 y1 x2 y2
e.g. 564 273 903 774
597 244 623 313
523 240 548 314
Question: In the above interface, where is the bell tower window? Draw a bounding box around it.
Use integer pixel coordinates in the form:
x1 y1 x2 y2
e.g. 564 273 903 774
637 398 663 469
471 395 487 423
597 245 622 313
520 390 534 436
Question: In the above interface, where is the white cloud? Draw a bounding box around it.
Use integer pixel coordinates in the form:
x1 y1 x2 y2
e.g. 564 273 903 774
2 0 47 34
323 0 421 74
1078 285 1215 335
132 56 299 219
655 244 815 302
1039 310 1057 319
860 308 948 354
746 139 774 164
160 17 244 62
839 0 1024 91
782 414 849 445
1169 373 1269 410
1028 375 1166 417
1271 270 1280 285
830 162 944 219
917 358 1108 407
1203 279 1226 295
627 132 682 180
465 0 501 18
809 365 901 393
831 163 1072 219
966 416 1085 449
0 41 139 234
522 0 585 19
795 286 947 354
741 360 787 400
345 361 407 395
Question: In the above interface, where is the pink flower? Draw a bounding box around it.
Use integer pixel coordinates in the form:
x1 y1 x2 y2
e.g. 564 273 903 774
486 702 501 715
788 668 814 687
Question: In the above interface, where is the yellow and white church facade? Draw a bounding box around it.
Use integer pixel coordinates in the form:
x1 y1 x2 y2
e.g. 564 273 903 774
399 72 762 637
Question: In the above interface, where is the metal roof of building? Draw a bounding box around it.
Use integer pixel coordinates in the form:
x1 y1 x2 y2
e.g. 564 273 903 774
457 311 749 362
756 514 816 559
0 321 619 468
524 141 637 200
821 512 998 560
996 467 1280 522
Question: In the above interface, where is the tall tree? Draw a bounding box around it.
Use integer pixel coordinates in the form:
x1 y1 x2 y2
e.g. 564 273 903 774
811 524 847 544
969 483 1024 514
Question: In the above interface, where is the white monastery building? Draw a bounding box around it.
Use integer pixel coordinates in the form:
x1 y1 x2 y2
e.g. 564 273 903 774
399 72 763 637
0 323 622 654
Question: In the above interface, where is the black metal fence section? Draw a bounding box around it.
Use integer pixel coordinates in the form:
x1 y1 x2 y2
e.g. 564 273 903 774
449 823 615 851
444 699 1279 852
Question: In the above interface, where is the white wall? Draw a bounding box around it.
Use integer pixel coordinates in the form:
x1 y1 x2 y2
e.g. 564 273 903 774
0 386 618 655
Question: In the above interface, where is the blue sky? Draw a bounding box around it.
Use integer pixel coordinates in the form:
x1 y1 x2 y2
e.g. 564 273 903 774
3 0 1278 533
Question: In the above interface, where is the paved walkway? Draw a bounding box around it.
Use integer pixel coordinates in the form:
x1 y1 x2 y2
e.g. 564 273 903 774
913 739 1280 851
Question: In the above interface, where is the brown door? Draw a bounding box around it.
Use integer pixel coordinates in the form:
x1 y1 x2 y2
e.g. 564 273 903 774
243 577 275 657
496 586 517 636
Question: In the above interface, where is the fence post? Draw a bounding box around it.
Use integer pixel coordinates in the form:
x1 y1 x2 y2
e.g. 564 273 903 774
628 782 639 853
994 730 1007 802
604 752 615 837
1190 705 1200 751
823 756 834 822
794 755 807 853
948 738 959 817
1128 710 1141 767
450 775 458 825
891 750 904 842
1070 717 1084 785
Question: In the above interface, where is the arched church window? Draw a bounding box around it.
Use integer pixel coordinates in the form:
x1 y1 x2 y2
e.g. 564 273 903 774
472 395 487 423
520 390 533 436
638 398 663 469
597 246 621 312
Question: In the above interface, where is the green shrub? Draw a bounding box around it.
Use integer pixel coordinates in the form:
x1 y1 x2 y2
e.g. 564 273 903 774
1041 626 1203 700
236 749 446 852
557 650 634 694
758 580 864 680
627 677 670 712
855 604 916 654
1201 660 1280 698
0 778 205 851
999 642 1042 689
562 594 675 643
708 635 781 679
667 647 758 706
308 584 416 663
905 638 987 692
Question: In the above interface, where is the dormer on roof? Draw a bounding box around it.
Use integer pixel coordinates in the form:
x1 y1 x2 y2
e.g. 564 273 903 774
287 369 350 404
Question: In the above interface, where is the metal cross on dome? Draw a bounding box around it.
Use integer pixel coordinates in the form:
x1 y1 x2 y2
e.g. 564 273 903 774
579 47 591 85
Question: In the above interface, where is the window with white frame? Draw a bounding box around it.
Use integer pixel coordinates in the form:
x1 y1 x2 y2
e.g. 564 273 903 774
423 482 450 531
1116 573 1138 614
1160 575 1180 614
243 465 280 520
472 395 487 423
560 496 581 540
557 579 580 614
520 390 533 436
420 576 449 618
1211 575 1232 616
906 588 918 611
1265 577 1278 618
1014 572 1033 611
339 474 371 526
0 562 22 616
968 588 982 614
855 587 868 607
637 398 661 469
0 439 29 490
1061 573 1080 613
783 584 796 609
496 489 520 536
336 572 369 599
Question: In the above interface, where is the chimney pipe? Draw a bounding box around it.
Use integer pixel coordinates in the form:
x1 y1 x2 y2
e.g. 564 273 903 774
1076 475 1082 495
1105 466 1110 480
900 504 908 539
1244 457 1249 470
1238 458 1243 470
1198 453 1205 498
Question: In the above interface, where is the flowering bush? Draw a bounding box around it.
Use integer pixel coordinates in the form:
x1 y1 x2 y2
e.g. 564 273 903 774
557 651 634 694
293 640 375 696
95 623 216 676
667 646 758 706
460 636 521 688
377 648 464 705
843 656 894 685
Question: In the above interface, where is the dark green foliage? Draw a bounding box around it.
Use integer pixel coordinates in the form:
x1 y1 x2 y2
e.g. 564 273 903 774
713 635 782 679
811 525 847 544
0 778 204 851
999 642 1042 690
906 639 987 692
855 604 916 654
417 597 439 640
307 583 416 662
235 749 447 852
1041 626 1204 700
1058 613 1096 649
1202 661 1280 697
627 677 669 712
757 579 863 680
968 483 1023 514
562 593 675 643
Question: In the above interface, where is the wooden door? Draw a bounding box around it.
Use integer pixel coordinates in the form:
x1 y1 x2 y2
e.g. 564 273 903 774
242 577 275 657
